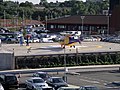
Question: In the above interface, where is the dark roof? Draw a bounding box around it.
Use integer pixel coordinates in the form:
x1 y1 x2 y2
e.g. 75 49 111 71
47 15 107 25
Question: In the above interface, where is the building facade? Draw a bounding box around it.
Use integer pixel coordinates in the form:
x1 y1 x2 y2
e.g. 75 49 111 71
109 0 120 34
46 15 109 36
109 0 120 14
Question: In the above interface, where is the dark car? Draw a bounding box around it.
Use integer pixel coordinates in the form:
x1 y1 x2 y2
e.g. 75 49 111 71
0 74 19 89
46 77 68 90
33 72 50 81
80 85 99 90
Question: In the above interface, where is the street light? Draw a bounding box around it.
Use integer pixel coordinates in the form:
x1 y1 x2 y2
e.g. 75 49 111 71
81 16 85 36
107 14 111 36
45 16 47 30
3 10 6 27
22 9 25 27
63 41 68 82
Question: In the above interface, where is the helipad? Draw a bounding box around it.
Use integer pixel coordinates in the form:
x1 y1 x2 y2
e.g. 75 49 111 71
1 42 120 56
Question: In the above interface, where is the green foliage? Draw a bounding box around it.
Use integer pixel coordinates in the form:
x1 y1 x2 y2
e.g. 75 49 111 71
0 0 109 21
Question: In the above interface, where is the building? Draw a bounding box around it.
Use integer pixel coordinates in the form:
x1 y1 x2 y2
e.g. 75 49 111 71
109 0 120 14
109 0 120 34
46 15 109 35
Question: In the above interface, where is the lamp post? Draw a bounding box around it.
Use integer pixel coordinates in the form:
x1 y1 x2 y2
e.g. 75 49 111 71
45 16 47 30
81 16 85 36
63 41 68 82
107 15 109 36
3 10 6 27
22 9 25 27
107 14 111 36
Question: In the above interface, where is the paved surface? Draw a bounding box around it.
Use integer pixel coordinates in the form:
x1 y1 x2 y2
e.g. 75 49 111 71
16 70 120 90
0 42 120 56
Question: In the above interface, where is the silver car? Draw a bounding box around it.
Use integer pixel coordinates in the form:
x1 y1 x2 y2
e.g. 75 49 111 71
25 77 53 90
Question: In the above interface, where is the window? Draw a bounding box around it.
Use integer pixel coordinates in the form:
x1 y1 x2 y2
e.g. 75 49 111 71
50 25 54 29
58 25 65 28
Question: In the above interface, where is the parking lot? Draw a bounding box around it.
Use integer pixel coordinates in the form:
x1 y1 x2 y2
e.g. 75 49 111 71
14 69 120 90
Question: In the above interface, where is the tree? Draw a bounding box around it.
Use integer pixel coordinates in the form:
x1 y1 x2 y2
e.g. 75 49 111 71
19 1 34 8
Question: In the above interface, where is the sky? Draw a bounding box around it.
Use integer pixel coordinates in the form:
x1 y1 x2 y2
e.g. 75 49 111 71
11 0 86 4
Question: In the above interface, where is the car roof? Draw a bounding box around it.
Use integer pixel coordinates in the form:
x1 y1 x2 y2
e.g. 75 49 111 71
59 85 80 89
81 85 98 88
50 77 62 79
29 77 43 80
36 72 47 74
1 74 16 76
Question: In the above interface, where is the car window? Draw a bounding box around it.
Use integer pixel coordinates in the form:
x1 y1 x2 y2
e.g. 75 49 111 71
53 78 64 83
33 79 44 83
64 89 79 90
27 80 32 83
38 73 46 78
85 87 98 90
6 76 17 81
0 78 4 82
0 75 4 80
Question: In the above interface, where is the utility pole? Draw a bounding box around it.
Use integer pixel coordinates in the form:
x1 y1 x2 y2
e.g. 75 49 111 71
4 10 6 27
45 16 47 30
81 16 85 36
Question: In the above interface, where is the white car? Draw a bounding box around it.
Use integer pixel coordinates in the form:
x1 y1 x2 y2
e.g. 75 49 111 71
25 77 53 90
57 85 80 90
24 39 33 43
0 83 4 90
41 38 54 43
33 38 40 43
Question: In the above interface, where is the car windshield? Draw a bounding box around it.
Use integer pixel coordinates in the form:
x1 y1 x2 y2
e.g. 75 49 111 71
53 78 64 83
33 79 44 83
85 87 98 90
38 74 47 78
6 76 17 81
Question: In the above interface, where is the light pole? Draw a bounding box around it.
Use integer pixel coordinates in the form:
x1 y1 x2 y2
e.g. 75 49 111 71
107 15 109 36
3 10 6 27
22 9 25 27
81 16 85 36
45 16 47 30
107 14 111 36
63 41 68 82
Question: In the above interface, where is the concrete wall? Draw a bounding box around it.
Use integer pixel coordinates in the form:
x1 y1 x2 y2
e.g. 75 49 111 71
0 50 14 70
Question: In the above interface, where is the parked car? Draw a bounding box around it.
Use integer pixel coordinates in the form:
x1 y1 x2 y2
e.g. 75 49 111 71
57 85 80 90
82 36 98 42
0 74 19 89
32 38 40 43
46 77 68 90
41 38 54 43
25 77 53 90
80 85 99 90
24 38 33 43
5 37 18 43
0 83 4 90
33 72 50 81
